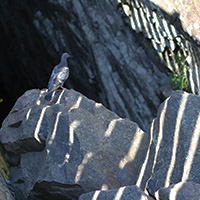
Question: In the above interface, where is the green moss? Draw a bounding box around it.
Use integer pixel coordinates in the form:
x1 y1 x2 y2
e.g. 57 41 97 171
169 53 189 91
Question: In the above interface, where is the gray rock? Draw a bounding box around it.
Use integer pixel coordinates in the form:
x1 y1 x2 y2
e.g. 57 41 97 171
0 90 47 155
0 172 14 200
155 182 200 200
1 89 152 199
0 0 174 132
146 90 200 195
79 185 153 200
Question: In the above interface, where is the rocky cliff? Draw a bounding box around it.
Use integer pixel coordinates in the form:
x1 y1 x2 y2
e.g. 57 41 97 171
1 0 200 132
1 89 200 199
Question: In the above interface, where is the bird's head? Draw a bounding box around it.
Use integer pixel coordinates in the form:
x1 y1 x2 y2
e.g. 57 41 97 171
61 52 71 62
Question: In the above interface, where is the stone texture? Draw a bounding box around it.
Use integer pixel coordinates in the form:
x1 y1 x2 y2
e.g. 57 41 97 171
155 182 200 200
148 0 200 44
0 89 152 199
0 0 173 132
119 0 200 95
146 90 200 195
0 172 13 200
0 90 47 157
79 185 153 200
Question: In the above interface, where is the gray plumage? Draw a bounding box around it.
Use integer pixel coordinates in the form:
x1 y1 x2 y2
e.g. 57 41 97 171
45 52 70 102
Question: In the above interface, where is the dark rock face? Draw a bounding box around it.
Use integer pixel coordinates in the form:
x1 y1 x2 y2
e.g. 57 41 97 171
0 0 173 131
79 185 153 200
0 89 152 199
146 90 200 195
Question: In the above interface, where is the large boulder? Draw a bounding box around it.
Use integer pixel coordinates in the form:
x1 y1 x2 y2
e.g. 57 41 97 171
0 89 152 199
146 90 200 195
79 185 153 200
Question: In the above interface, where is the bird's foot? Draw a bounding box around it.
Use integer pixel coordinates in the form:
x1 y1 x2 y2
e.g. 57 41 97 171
56 86 65 91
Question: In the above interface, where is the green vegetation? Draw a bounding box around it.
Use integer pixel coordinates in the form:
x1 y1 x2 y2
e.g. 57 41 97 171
0 98 3 103
169 53 189 91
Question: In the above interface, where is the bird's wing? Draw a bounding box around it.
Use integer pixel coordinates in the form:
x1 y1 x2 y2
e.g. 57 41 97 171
47 66 69 93
47 65 60 92
56 66 69 83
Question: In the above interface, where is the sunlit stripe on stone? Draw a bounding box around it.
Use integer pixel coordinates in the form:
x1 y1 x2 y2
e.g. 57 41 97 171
56 89 65 104
69 120 80 145
34 106 49 143
188 68 195 94
139 7 152 39
26 108 32 120
161 18 173 40
105 119 122 137
136 120 154 187
113 186 126 200
133 7 142 33
48 111 61 145
91 190 101 200
119 128 143 169
182 113 200 181
164 93 188 187
169 182 185 200
69 96 82 112
75 152 93 183
122 4 130 17
36 90 46 105
152 98 169 173
194 64 200 92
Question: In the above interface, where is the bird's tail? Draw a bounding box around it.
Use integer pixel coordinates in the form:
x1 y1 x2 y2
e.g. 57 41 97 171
44 90 55 102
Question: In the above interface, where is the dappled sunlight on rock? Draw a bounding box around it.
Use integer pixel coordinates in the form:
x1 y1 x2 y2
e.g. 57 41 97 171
36 90 46 106
55 89 65 104
164 93 188 187
136 120 154 188
2 88 200 199
147 90 200 197
119 0 200 95
104 118 122 137
91 190 101 200
79 185 153 200
119 127 144 169
69 96 83 112
34 106 50 143
48 111 61 146
151 97 169 174
182 113 200 182
113 186 125 200
0 88 153 199
155 181 200 200
75 152 93 183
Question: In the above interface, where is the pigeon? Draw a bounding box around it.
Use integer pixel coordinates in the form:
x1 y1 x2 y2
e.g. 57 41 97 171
45 52 70 102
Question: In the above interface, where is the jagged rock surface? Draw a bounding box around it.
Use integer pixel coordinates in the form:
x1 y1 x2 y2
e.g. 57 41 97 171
155 181 200 200
0 172 13 200
119 0 200 95
78 185 153 200
146 90 200 195
1 89 200 199
0 0 173 131
0 89 152 200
